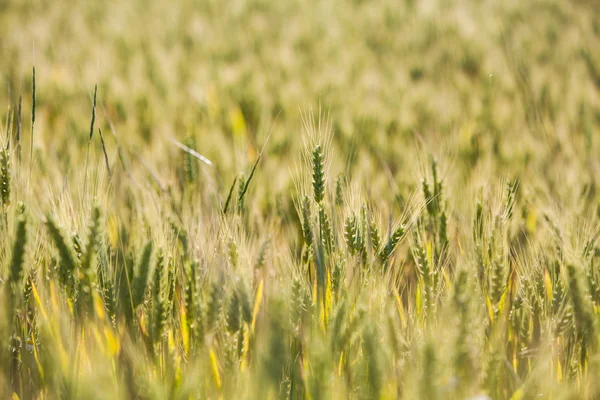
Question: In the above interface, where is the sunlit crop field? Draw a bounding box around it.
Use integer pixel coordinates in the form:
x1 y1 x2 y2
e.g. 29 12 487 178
1 0 600 398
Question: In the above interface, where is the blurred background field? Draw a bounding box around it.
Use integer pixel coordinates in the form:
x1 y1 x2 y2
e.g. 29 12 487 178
1 0 598 198
1 0 600 398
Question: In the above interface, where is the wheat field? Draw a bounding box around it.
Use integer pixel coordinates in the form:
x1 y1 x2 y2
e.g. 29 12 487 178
1 0 600 398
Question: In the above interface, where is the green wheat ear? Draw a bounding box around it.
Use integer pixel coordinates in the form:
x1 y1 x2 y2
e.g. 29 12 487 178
452 268 474 390
255 238 270 269
72 233 83 261
46 216 79 294
98 251 117 324
344 213 359 255
80 204 101 279
183 136 198 184
363 326 382 399
335 174 345 206
369 216 381 252
0 145 10 207
290 276 306 327
238 281 252 325
77 203 103 314
379 223 406 264
226 289 241 334
205 279 224 332
420 341 439 400
184 261 199 339
505 179 518 220
151 250 168 343
151 249 165 301
133 240 154 308
489 217 506 305
312 144 325 204
9 202 27 290
301 195 313 246
318 205 334 254
566 264 595 353
227 237 238 268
